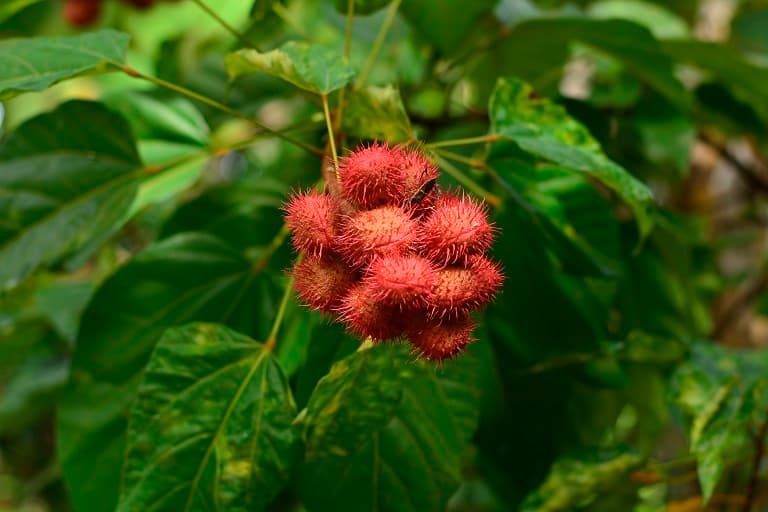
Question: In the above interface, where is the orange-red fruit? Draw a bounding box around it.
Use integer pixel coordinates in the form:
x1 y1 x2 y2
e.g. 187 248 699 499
64 0 102 25
408 318 475 362
284 191 338 257
339 142 405 208
292 256 357 313
429 255 503 319
337 206 418 266
121 0 155 7
419 193 494 264
363 254 437 307
398 149 439 208
338 284 403 341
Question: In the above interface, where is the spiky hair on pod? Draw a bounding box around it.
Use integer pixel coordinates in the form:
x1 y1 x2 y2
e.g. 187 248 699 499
428 255 504 320
284 190 339 257
339 142 406 208
362 254 437 308
407 318 475 362
336 205 419 267
419 192 495 264
337 284 403 341
292 256 358 313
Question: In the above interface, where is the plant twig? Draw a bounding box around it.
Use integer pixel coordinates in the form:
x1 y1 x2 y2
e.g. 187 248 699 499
322 94 340 180
426 134 503 149
699 132 768 196
430 152 500 207
123 66 323 157
189 0 260 49
335 0 355 137
356 0 402 86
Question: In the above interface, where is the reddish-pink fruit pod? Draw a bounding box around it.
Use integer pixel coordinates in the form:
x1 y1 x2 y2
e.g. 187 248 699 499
363 254 437 308
428 255 503 319
120 0 155 8
419 192 495 264
398 148 440 210
337 284 404 341
64 0 102 26
339 143 405 208
292 256 357 313
407 318 475 362
284 191 338 257
337 205 419 266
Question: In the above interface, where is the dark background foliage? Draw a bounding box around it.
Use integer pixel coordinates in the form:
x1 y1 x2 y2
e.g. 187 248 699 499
1 0 768 511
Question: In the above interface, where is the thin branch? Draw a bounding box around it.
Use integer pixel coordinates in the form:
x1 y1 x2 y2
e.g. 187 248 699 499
356 0 402 87
430 152 500 207
322 94 340 180
190 0 260 49
426 134 503 149
712 273 768 339
123 66 324 157
699 132 768 196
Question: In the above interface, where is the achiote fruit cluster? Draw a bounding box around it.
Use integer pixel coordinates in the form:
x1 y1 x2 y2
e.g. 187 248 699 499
284 143 503 361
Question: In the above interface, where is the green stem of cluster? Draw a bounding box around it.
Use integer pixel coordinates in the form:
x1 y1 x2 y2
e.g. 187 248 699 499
123 66 323 157
335 0 355 137
429 151 500 207
322 94 341 180
426 134 503 149
356 0 402 86
190 0 260 49
266 265 299 351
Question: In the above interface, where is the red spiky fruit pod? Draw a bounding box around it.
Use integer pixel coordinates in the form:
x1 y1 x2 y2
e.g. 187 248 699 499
398 148 440 212
64 0 102 26
407 318 475 362
337 284 403 341
336 205 419 266
419 192 495 264
339 142 405 208
362 254 437 308
292 256 357 313
428 255 503 319
284 190 338 257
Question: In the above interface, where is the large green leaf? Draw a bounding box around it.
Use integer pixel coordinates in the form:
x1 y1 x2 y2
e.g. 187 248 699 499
0 101 141 290
343 85 413 143
298 343 481 511
117 323 298 512
469 18 689 107
401 0 497 54
489 78 655 238
57 233 282 512
662 40 768 124
671 342 768 503
226 41 354 95
0 30 129 99
520 447 642 511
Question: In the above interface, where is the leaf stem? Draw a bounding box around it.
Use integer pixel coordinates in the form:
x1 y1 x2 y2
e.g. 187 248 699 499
189 0 260 49
425 134 503 149
429 151 501 207
265 269 298 351
335 0 355 135
123 66 323 157
356 0 402 87
322 94 340 179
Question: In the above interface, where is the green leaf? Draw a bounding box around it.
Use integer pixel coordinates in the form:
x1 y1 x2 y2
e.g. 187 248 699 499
401 0 497 54
0 100 141 290
520 447 643 512
586 0 689 39
117 323 299 512
298 343 481 511
0 0 44 23
489 78 655 238
0 30 129 100
226 41 354 95
671 342 768 503
343 85 413 143
662 40 768 125
57 233 281 512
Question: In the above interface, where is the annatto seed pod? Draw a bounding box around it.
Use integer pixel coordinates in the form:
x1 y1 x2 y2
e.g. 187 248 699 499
398 149 439 209
284 190 338 257
407 318 475 362
428 255 503 319
419 192 495 264
121 0 155 8
362 254 437 308
292 256 357 313
337 284 403 341
339 142 405 208
337 205 418 266
64 0 102 26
